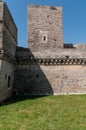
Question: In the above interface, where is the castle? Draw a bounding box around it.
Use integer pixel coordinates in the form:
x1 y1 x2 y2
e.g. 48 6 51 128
0 1 86 102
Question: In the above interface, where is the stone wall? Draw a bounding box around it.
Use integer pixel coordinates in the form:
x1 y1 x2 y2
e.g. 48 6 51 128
15 62 86 95
0 23 2 48
28 5 63 51
0 1 86 99
0 1 3 49
3 25 17 57
0 2 3 21
39 65 86 95
2 3 17 57
0 1 17 102
3 3 17 42
16 47 86 59
15 47 86 95
0 60 2 80
0 2 17 56
0 60 14 102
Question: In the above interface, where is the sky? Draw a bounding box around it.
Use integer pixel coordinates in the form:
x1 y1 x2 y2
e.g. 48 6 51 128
3 0 86 47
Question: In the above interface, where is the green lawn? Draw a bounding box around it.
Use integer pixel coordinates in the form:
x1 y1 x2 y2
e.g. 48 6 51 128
0 95 86 130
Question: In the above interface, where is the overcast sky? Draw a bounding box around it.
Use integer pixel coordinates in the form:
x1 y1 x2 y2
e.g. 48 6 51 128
3 0 86 47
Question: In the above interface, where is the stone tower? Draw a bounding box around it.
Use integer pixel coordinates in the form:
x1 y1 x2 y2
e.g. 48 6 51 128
28 5 63 52
0 1 17 102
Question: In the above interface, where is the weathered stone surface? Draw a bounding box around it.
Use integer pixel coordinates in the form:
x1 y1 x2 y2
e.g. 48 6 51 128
16 47 86 59
0 2 17 102
0 2 3 21
0 2 17 56
3 25 17 56
28 5 63 51
3 3 17 41
0 23 3 48
0 60 14 101
15 62 86 95
14 47 86 95
1 2 86 101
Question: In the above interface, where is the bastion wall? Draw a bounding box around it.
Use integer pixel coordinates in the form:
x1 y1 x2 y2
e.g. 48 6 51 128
0 2 17 102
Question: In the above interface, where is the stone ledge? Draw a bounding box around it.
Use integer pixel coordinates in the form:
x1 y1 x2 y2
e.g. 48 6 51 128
0 49 16 64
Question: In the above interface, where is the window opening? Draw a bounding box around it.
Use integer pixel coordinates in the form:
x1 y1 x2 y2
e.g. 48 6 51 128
42 35 47 42
8 76 11 88
44 36 46 41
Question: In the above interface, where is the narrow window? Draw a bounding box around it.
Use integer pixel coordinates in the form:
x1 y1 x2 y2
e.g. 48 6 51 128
43 36 46 41
42 35 47 42
8 76 11 88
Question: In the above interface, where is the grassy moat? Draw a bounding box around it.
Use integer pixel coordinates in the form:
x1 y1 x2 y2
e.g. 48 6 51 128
0 95 86 130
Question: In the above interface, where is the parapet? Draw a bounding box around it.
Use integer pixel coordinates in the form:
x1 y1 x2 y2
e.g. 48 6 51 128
74 44 86 49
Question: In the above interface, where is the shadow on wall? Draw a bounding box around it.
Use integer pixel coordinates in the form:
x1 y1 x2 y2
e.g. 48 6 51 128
14 47 53 96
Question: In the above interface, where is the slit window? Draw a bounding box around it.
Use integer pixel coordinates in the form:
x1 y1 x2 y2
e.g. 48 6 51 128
8 76 11 88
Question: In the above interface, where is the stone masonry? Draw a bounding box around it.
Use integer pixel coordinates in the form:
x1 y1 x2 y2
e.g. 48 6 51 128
0 2 86 101
28 5 63 51
0 1 17 102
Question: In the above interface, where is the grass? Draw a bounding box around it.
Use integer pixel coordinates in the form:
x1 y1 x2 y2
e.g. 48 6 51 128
0 95 86 130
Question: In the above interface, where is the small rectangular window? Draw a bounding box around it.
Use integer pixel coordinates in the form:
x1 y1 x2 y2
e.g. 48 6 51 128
42 35 47 42
43 36 46 41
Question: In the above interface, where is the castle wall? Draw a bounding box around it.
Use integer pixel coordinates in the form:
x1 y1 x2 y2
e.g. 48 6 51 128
30 48 86 59
15 64 53 95
3 25 17 56
0 60 2 90
0 23 2 48
0 60 2 74
2 3 17 56
0 60 14 101
28 5 63 51
15 63 86 95
39 65 86 95
15 47 86 95
16 47 86 59
0 2 17 56
3 3 17 42
0 1 3 49
0 1 86 98
0 2 17 102
0 2 3 21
